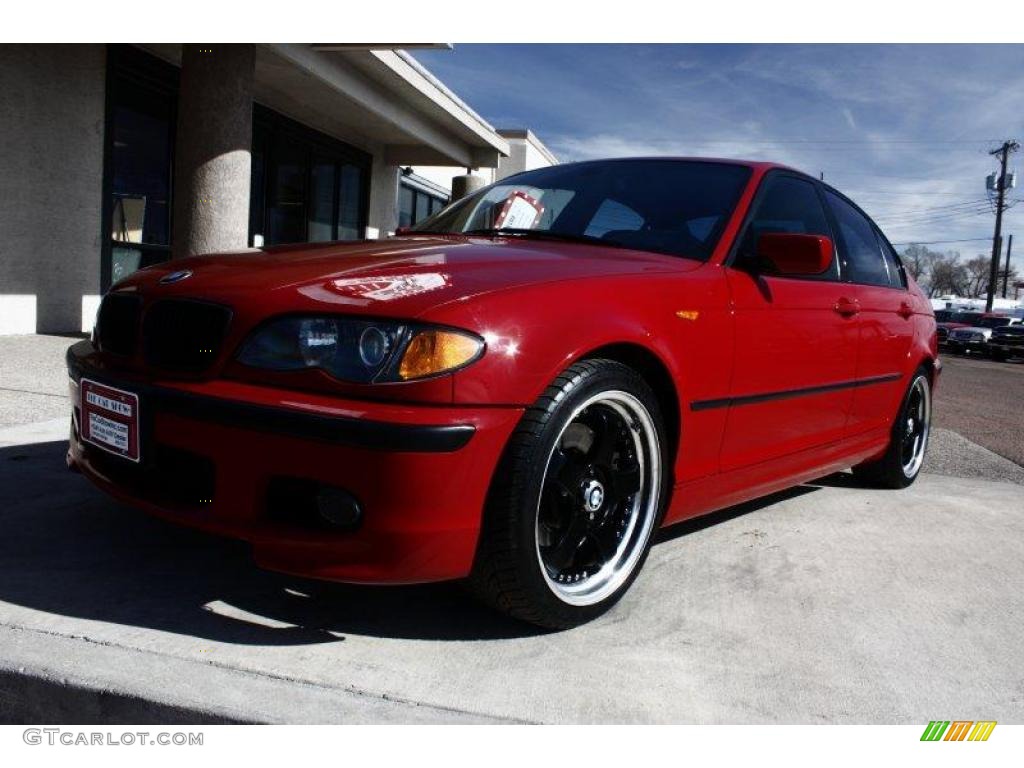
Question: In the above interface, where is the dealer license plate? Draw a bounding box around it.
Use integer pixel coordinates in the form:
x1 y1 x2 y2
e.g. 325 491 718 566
80 378 141 462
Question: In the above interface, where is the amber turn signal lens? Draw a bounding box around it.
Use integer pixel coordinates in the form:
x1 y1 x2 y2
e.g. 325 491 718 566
398 330 482 380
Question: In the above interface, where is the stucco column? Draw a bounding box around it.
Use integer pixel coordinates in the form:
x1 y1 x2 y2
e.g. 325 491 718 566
172 44 254 259
451 173 486 202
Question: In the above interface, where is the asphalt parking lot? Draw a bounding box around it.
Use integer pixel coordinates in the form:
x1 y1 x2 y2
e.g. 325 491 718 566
933 352 1024 468
0 336 1022 723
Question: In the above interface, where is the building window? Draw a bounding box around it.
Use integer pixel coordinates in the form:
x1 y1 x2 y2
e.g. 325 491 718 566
103 45 178 290
250 106 371 246
101 48 373 291
399 178 449 227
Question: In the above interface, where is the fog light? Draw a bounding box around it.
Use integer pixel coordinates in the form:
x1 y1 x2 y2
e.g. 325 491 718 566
267 477 363 531
314 486 363 530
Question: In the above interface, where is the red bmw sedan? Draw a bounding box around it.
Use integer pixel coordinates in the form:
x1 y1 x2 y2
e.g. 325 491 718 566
67 159 938 628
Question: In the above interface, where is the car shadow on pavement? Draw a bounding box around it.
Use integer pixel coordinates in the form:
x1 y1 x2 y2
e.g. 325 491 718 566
655 483 822 544
0 440 540 644
0 439 834 646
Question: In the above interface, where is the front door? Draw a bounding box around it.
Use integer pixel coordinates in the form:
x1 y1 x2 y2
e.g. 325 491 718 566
718 174 859 472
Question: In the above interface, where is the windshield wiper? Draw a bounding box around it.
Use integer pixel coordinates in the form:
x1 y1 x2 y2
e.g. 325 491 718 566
464 228 627 249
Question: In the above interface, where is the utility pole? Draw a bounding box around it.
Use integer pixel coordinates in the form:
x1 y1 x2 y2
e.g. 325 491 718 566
1002 233 1013 299
986 140 1019 312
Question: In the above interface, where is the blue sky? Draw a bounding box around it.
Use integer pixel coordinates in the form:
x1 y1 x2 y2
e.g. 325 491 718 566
414 44 1024 262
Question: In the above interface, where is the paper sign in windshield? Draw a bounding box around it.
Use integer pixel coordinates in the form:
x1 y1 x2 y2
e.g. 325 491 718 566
495 191 545 230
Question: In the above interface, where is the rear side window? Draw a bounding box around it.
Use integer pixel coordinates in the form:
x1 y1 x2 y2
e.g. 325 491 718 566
873 230 907 288
740 175 838 280
826 191 897 288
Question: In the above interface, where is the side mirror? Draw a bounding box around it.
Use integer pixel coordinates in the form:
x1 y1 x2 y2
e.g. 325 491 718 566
756 233 833 276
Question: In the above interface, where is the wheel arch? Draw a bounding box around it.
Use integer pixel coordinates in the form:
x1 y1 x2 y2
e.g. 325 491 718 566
575 342 681 477
918 355 938 383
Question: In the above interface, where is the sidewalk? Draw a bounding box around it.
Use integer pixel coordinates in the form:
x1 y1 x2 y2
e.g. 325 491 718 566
0 335 77 429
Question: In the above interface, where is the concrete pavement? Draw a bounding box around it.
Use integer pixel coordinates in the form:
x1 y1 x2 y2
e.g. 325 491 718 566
1 417 1022 724
0 334 77 428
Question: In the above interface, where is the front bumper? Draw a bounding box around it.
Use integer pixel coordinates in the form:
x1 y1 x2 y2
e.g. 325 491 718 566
946 338 989 353
66 341 522 584
990 342 1024 357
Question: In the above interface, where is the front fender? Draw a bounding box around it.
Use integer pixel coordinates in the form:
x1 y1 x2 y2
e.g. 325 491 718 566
427 268 735 482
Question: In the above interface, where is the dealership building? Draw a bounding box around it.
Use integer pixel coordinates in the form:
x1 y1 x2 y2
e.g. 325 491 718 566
0 44 556 335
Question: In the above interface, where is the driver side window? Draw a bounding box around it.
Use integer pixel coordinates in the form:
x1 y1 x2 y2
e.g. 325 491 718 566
741 176 839 281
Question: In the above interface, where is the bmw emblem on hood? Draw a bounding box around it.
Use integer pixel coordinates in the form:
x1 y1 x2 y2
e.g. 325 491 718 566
159 269 193 285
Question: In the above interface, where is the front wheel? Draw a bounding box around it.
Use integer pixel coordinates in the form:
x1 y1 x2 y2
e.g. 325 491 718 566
469 359 669 629
852 368 932 489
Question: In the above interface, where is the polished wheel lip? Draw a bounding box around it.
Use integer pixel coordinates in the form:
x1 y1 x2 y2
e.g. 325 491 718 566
534 390 661 607
900 374 931 479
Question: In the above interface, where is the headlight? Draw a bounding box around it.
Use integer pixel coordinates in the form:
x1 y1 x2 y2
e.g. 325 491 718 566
237 316 484 383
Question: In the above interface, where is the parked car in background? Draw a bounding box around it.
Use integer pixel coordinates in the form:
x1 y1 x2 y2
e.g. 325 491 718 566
990 324 1024 362
67 158 939 629
935 310 984 346
946 315 1020 355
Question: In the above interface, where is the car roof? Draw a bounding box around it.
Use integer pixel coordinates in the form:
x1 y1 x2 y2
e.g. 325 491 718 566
529 156 795 174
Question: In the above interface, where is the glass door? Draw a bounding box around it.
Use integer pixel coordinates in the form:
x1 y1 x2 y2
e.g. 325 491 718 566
104 48 178 289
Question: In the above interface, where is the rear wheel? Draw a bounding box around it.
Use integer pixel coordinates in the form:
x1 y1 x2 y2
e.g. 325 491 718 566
469 359 668 629
852 368 932 489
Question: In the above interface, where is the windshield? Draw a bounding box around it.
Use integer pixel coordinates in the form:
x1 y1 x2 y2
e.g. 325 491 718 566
977 317 1012 328
412 160 752 261
951 312 983 324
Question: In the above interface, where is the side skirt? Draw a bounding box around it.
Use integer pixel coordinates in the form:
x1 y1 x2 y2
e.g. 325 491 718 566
663 428 890 527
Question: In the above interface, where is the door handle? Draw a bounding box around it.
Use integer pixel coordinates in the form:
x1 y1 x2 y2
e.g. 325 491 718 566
897 301 914 319
834 297 860 317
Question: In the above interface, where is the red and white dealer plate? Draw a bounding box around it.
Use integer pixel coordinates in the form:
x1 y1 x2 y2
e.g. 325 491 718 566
80 378 141 463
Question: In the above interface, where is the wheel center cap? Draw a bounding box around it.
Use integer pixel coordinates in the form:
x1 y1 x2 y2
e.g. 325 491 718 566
582 479 605 512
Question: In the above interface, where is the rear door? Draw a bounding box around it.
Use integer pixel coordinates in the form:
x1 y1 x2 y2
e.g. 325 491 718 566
823 190 916 437
719 173 859 472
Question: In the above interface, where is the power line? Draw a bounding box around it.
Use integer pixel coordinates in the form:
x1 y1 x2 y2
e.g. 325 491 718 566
845 190 985 198
890 237 993 246
673 139 1002 145
879 207 994 225
877 204 994 224
875 198 993 217
822 170 973 182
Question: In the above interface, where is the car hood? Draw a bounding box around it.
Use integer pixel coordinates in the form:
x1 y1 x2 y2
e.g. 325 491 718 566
116 235 693 318
950 326 993 335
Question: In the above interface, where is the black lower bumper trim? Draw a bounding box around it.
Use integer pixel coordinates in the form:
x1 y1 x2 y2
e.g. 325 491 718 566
67 341 474 453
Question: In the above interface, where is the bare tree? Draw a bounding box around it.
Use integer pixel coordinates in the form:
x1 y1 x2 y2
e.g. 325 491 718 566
901 244 943 284
928 251 969 297
963 255 992 298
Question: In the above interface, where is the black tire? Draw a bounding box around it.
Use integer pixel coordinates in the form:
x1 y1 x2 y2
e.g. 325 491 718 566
852 367 932 489
991 349 1007 362
468 359 670 630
